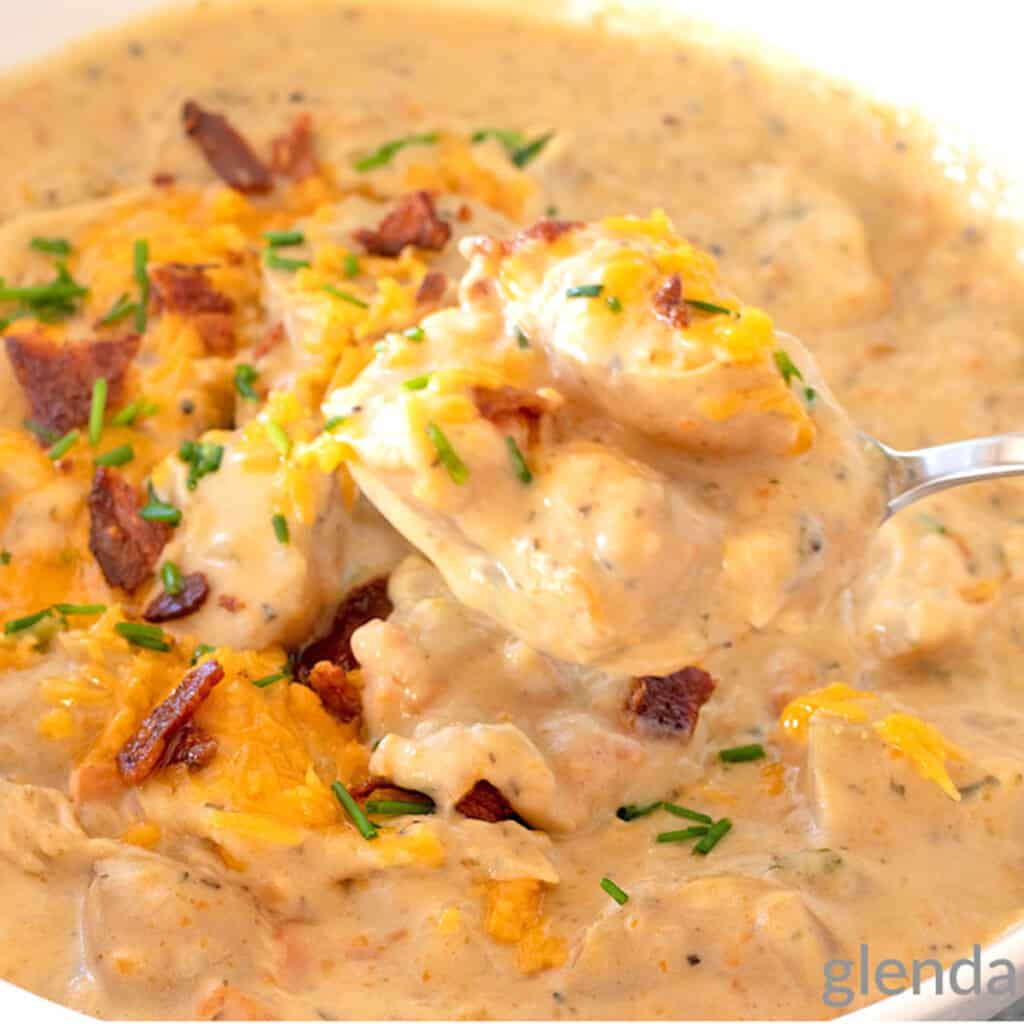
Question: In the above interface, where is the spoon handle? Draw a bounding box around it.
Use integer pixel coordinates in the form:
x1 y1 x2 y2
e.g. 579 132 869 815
876 433 1024 518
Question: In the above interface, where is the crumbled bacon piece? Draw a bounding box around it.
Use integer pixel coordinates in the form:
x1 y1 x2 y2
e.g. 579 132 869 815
307 660 361 722
295 576 392 677
151 171 176 188
149 263 237 354
182 99 273 195
164 721 218 772
218 593 246 613
270 112 318 181
514 218 582 247
193 313 236 355
625 666 716 739
254 322 286 359
455 780 519 823
652 273 690 329
116 659 224 785
354 191 451 257
88 467 170 593
143 572 210 623
472 385 551 448
5 332 139 435
347 778 432 806
415 270 448 305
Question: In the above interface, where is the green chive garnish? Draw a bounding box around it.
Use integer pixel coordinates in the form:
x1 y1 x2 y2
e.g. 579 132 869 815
605 296 623 313
719 743 766 763
343 253 360 277
403 373 432 391
470 128 525 150
332 780 378 839
693 817 732 855
403 325 425 343
323 415 347 431
772 350 803 387
0 550 10 566
161 561 184 596
98 293 138 327
514 325 530 349
114 621 171 651
191 642 216 665
95 443 135 467
234 363 259 400
252 671 286 688
323 284 369 309
264 249 310 272
426 422 468 485
133 239 149 333
918 512 947 534
566 284 603 299
24 419 59 444
505 436 532 484
353 132 438 172
365 799 436 816
616 801 662 821
112 399 143 427
264 229 306 247
89 377 108 446
3 608 53 634
272 513 289 544
663 803 713 824
179 440 224 490
140 483 181 526
30 237 72 257
656 826 710 844
510 131 553 168
0 263 88 319
685 298 734 317
53 603 106 616
48 429 79 461
600 877 629 905
266 420 292 457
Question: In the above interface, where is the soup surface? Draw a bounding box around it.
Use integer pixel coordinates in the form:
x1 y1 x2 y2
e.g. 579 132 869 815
2 2 1024 1020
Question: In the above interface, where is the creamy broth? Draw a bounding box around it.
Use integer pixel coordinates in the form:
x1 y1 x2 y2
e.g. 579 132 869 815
2 2 1024 1021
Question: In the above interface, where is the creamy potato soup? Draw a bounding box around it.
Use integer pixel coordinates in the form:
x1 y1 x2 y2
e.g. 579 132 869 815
1 2 1024 1020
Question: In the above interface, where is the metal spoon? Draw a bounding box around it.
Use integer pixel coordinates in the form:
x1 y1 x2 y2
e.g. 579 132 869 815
868 433 1024 519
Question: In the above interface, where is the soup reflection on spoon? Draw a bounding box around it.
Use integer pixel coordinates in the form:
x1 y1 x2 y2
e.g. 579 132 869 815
321 212 1020 674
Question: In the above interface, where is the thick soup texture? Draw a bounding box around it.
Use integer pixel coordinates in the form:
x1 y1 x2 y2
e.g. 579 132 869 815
2 2 1024 1020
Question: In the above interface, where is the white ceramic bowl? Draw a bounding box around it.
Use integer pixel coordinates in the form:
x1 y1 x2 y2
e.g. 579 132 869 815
1 2 1021 1020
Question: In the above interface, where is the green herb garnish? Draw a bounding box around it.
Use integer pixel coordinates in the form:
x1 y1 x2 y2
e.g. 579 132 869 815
53 602 106 616
332 780 378 840
323 415 347 431
471 129 554 168
365 799 436 816
403 325 425 343
98 292 139 327
264 229 306 247
133 239 149 333
234 363 260 400
140 483 181 526
514 325 530 349
353 132 438 172
773 350 804 387
191 642 216 665
272 513 290 544
3 608 53 634
685 298 735 316
323 284 369 309
403 373 432 391
693 817 732 855
94 443 135 468
161 561 184 596
48 430 79 461
718 743 766 763
605 295 623 313
566 283 603 299
266 420 292 457
264 249 311 272
662 803 713 824
179 440 224 490
114 621 171 652
510 131 553 168
89 378 108 446
0 550 10 566
0 261 88 321
343 253 360 278
30 237 72 257
252 671 286 689
656 826 710 844
426 422 468 485
616 801 662 821
918 512 947 534
505 436 532 485
600 877 629 906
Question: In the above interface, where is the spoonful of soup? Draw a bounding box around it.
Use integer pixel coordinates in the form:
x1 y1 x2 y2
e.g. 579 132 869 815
321 211 1019 674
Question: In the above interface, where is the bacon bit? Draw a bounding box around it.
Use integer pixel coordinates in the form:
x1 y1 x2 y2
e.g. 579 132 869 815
354 191 451 257
472 385 552 448
348 777 433 805
143 571 210 622
182 99 273 195
515 218 583 246
456 203 474 223
150 263 235 316
88 467 170 593
116 659 224 785
295 576 392 677
415 270 448 305
254 322 286 359
164 721 218 771
652 273 690 328
218 593 246 613
5 332 139 435
151 171 176 187
455 780 520 823
269 112 318 181
307 660 361 722
192 312 236 355
626 666 716 739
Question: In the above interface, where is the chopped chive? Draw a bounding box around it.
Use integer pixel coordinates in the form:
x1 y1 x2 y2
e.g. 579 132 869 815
470 128 525 150
251 671 286 688
403 325 425 343
353 132 438 172
133 239 149 333
234 363 260 400
264 249 310 272
332 780 378 839
140 483 181 526
545 204 559 217
511 131 553 168
114 621 171 651
94 443 134 467
773 350 803 387
0 265 88 314
605 295 623 313
719 743 766 763
343 252 360 277
53 602 106 616
264 229 305 247
402 373 432 391
48 429 79 461
566 283 603 299
656 826 710 844
323 284 369 309
266 420 292 457
88 378 108 446
365 799 436 816
804 386 817 404
323 415 347 431
918 512 947 534
271 513 290 544
23 418 59 444
505 436 532 485
112 399 143 427
685 298 735 317
693 817 732 855
160 561 184 596
0 550 10 566
662 803 713 824
30 236 72 257
426 422 468 485
3 608 53 634
616 801 663 821
98 292 138 326
600 877 629 906
191 642 216 665
179 441 224 490
514 325 530 349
